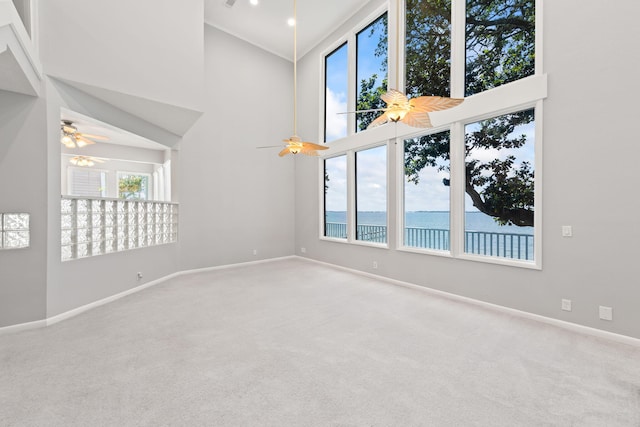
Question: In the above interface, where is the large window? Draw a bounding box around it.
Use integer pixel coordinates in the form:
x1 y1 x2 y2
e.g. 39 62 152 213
324 43 348 142
319 0 542 267
464 109 535 260
356 145 387 244
356 13 388 132
405 0 451 97
404 130 451 251
322 8 389 141
465 0 535 96
324 155 348 239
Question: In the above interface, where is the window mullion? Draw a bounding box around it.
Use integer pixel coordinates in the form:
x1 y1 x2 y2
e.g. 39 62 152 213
448 122 465 257
347 33 357 137
389 0 403 91
347 150 356 242
450 0 466 98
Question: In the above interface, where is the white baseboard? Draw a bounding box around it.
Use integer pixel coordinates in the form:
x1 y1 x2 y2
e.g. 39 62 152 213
0 319 47 335
299 256 640 348
44 272 183 327
178 255 296 277
0 256 296 336
3 255 639 348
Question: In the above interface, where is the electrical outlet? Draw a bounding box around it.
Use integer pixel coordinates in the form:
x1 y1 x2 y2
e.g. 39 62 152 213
301 247 306 253
561 299 572 311
252 249 257 256
599 306 613 321
562 225 573 237
373 261 378 269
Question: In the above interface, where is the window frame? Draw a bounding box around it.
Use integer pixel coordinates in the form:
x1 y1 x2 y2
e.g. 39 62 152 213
319 4 391 144
319 141 390 250
318 0 544 269
324 41 349 142
322 153 350 241
67 166 107 198
117 171 152 201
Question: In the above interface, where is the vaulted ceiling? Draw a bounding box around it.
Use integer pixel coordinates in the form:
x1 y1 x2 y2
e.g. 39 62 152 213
204 0 371 60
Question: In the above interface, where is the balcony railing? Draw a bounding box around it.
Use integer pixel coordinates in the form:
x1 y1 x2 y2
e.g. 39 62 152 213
325 222 534 261
61 197 178 261
356 224 387 243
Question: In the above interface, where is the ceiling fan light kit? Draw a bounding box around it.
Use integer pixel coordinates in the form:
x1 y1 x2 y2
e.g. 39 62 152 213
366 89 464 130
60 120 108 150
259 0 328 157
345 0 464 130
69 155 104 167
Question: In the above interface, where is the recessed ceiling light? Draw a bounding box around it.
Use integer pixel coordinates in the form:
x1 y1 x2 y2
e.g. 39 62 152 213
287 18 295 26
249 0 258 5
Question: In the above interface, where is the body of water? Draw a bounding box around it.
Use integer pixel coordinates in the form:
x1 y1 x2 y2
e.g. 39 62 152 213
326 211 533 234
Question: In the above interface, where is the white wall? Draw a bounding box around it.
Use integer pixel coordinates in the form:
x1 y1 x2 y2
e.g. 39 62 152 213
0 90 47 327
38 0 204 111
44 80 180 318
179 27 295 270
294 0 640 338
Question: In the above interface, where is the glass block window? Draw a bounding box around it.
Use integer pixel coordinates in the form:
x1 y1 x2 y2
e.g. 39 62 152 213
61 197 178 261
0 213 30 249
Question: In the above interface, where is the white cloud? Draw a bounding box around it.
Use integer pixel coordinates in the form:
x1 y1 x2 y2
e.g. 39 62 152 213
356 146 387 211
404 163 450 212
325 88 347 141
325 155 347 211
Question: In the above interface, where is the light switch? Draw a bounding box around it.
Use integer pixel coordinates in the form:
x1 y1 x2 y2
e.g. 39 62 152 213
562 225 573 237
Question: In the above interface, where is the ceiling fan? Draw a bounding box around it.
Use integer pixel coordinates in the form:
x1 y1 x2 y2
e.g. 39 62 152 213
69 155 105 167
60 120 108 148
341 0 463 130
361 89 464 129
258 0 328 157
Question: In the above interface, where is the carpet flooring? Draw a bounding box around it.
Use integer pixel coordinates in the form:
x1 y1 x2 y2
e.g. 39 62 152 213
1 258 639 426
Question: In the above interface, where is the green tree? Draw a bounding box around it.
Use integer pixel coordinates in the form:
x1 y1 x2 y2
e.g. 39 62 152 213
119 175 146 200
361 0 535 226
356 13 389 132
356 75 388 131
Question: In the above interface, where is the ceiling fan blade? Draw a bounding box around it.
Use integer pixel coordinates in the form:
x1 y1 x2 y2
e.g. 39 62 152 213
299 146 320 156
75 136 96 148
77 133 108 141
381 89 409 106
409 96 464 113
278 147 291 157
366 112 390 129
402 111 433 128
336 108 386 115
256 145 284 149
300 142 328 151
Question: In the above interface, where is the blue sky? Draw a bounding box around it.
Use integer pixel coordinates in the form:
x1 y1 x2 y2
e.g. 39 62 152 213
325 119 536 215
323 11 535 218
325 13 387 142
